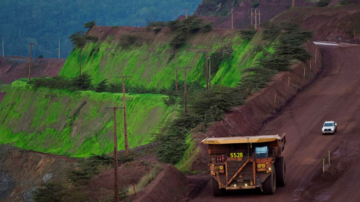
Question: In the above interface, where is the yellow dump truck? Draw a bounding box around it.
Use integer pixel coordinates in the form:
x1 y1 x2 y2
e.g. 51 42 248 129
202 134 286 195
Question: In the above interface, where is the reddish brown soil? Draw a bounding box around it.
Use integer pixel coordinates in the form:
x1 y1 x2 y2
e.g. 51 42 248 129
273 6 360 43
89 160 154 200
190 0 313 29
0 145 76 202
189 41 322 172
190 43 360 201
0 92 5 102
0 56 65 84
132 164 191 202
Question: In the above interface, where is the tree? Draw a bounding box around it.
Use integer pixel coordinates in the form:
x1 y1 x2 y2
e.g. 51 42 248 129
95 79 108 92
69 31 98 75
84 20 96 29
72 73 92 90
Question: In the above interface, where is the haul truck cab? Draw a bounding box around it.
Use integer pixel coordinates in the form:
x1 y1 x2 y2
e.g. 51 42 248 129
202 134 286 196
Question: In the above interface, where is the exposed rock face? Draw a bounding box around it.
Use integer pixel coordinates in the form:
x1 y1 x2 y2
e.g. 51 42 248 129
0 172 15 200
0 145 76 202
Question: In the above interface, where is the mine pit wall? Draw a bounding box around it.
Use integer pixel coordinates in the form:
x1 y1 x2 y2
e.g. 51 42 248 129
195 41 322 167
0 145 76 202
207 41 322 137
0 57 65 84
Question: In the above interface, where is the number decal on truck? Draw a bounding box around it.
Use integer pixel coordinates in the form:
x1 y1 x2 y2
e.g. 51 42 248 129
230 152 243 158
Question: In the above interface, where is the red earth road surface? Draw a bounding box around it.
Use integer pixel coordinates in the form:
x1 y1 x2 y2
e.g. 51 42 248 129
191 43 360 201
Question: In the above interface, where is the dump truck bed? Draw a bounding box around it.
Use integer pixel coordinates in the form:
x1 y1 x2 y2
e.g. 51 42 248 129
202 134 284 144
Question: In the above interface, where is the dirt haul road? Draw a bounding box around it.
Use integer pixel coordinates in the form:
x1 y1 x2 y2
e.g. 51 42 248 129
192 43 360 202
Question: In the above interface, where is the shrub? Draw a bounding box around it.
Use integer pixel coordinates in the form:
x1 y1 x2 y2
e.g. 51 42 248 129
69 31 98 49
147 21 167 27
84 20 96 29
240 67 277 93
119 34 141 48
170 33 186 49
69 31 86 48
32 76 71 90
158 86 244 164
157 126 189 164
202 22 213 32
38 55 44 58
167 20 181 31
163 95 177 106
95 79 108 92
67 154 116 185
210 45 234 76
153 27 162 34
168 17 212 33
71 74 92 90
262 23 281 41
195 87 243 114
340 0 353 5
251 0 260 8
260 56 290 71
240 29 257 41
184 16 205 33
33 183 65 202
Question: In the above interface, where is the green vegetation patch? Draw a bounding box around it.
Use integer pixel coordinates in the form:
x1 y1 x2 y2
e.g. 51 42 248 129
0 80 176 157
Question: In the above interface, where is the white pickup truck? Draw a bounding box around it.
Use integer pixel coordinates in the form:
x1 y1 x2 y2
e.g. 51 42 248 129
322 121 337 135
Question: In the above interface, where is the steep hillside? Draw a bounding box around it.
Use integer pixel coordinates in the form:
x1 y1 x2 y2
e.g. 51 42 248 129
60 26 269 88
192 0 314 29
272 5 360 42
0 57 65 84
0 80 175 157
0 145 76 202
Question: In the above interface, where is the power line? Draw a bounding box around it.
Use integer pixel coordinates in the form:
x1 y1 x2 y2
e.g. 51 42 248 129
28 43 35 82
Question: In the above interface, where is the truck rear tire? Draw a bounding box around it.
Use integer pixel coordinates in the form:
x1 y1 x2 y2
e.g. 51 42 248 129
275 157 286 187
212 177 225 196
262 166 276 194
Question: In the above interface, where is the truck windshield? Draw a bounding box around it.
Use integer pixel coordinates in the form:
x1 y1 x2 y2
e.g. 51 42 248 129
324 123 333 126
255 146 268 158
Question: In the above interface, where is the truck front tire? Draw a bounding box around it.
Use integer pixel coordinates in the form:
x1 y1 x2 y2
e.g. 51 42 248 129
275 157 286 186
212 177 225 196
263 165 276 194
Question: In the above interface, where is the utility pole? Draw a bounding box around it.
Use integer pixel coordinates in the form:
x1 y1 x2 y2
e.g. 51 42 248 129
151 14 154 22
251 9 260 30
28 43 35 82
106 106 124 202
183 67 191 113
205 52 209 90
251 8 253 28
231 8 234 30
254 10 257 30
259 9 261 29
79 48 82 75
117 76 131 156
209 56 212 89
1 36 4 58
175 50 179 94
186 8 188 18
58 38 61 59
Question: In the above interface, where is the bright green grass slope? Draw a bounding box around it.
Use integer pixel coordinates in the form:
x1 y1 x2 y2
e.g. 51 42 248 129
0 80 175 157
60 30 269 89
